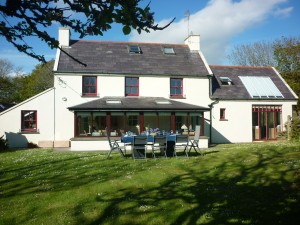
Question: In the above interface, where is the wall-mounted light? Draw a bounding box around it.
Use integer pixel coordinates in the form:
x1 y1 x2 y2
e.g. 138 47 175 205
62 97 67 101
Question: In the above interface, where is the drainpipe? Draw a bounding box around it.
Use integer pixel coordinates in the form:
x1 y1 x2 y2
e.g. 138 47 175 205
208 98 219 144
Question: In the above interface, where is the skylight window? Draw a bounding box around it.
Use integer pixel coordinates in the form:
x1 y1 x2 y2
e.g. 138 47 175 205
163 47 175 54
128 45 141 54
106 99 122 104
239 76 284 99
220 77 232 85
155 100 172 105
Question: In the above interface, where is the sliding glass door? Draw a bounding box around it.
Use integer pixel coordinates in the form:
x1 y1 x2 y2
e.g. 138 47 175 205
252 105 282 140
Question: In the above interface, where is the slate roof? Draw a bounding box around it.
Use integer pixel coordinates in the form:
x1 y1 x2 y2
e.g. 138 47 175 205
0 103 15 112
68 97 209 112
210 65 297 100
57 40 210 76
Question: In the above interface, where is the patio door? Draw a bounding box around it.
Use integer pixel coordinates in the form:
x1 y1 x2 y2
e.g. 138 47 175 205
252 105 282 140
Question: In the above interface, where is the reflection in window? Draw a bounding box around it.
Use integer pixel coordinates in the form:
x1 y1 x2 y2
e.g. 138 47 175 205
93 112 106 136
252 105 282 140
126 113 139 134
110 112 124 136
82 76 97 96
158 112 171 131
175 112 188 133
190 113 202 134
144 113 157 131
170 78 183 97
21 110 37 132
76 112 92 136
220 108 226 120
125 77 139 96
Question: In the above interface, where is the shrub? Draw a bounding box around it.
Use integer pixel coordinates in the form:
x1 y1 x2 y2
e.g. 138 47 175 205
290 117 300 141
0 135 9 151
27 142 39 148
277 130 288 140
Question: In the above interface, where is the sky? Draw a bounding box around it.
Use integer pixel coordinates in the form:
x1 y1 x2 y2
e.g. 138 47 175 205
0 0 299 74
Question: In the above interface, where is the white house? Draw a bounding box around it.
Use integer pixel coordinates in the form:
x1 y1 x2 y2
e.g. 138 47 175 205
0 27 297 150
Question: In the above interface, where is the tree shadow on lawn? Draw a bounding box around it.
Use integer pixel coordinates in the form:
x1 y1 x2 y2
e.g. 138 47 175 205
74 149 300 225
0 152 136 198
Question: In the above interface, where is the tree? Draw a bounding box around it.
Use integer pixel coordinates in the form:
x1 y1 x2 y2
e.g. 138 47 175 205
227 41 276 67
0 0 174 65
12 60 54 103
227 36 300 115
0 58 13 78
273 36 300 114
0 58 20 103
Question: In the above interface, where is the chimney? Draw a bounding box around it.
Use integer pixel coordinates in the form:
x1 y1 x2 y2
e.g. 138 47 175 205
184 34 200 51
58 27 70 47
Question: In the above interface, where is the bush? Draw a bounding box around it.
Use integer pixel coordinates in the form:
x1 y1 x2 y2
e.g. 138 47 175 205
27 142 39 148
0 135 9 151
277 130 288 140
290 117 300 141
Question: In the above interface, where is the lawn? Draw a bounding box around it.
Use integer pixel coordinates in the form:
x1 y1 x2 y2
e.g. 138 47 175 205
0 142 299 225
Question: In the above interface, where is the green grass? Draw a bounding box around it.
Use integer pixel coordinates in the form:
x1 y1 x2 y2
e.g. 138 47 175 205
0 142 299 225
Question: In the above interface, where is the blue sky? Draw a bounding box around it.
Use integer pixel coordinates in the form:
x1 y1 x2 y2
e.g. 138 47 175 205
0 0 299 74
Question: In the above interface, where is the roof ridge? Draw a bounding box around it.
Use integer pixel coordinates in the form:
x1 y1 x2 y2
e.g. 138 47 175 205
71 39 187 46
210 65 272 69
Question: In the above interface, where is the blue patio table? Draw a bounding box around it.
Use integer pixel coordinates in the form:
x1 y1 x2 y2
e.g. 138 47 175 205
121 134 177 143
121 134 177 157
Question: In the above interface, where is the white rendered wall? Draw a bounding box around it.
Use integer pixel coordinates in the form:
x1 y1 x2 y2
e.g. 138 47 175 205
210 100 297 143
0 89 55 148
53 73 211 142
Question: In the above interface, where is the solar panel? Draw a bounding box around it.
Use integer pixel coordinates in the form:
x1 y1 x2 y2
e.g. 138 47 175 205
239 76 284 99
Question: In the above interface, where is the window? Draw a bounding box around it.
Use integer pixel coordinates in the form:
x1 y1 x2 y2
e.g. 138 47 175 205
220 77 232 85
126 113 139 134
82 76 97 96
128 45 141 54
170 78 183 97
252 105 282 140
74 111 205 137
163 47 175 54
21 110 37 132
220 108 226 120
175 113 188 133
125 77 139 96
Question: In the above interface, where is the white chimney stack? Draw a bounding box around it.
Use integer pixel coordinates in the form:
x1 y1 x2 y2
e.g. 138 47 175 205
184 34 200 51
58 27 70 47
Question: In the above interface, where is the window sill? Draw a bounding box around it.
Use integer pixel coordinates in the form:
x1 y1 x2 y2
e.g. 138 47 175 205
219 119 228 121
170 95 186 99
18 130 40 134
81 93 99 97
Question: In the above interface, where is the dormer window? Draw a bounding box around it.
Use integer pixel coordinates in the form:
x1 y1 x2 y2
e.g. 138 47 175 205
128 45 141 54
220 77 232 85
163 47 175 54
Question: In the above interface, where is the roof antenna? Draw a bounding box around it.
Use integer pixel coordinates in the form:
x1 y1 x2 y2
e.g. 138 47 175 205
184 10 190 37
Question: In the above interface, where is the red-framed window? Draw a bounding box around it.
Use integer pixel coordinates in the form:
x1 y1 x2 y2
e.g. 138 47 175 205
220 108 226 120
170 78 183 97
125 77 139 96
21 110 37 132
82 76 97 96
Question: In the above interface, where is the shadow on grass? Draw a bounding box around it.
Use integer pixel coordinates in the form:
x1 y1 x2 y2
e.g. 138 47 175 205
0 151 134 198
76 147 300 225
1 144 299 225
